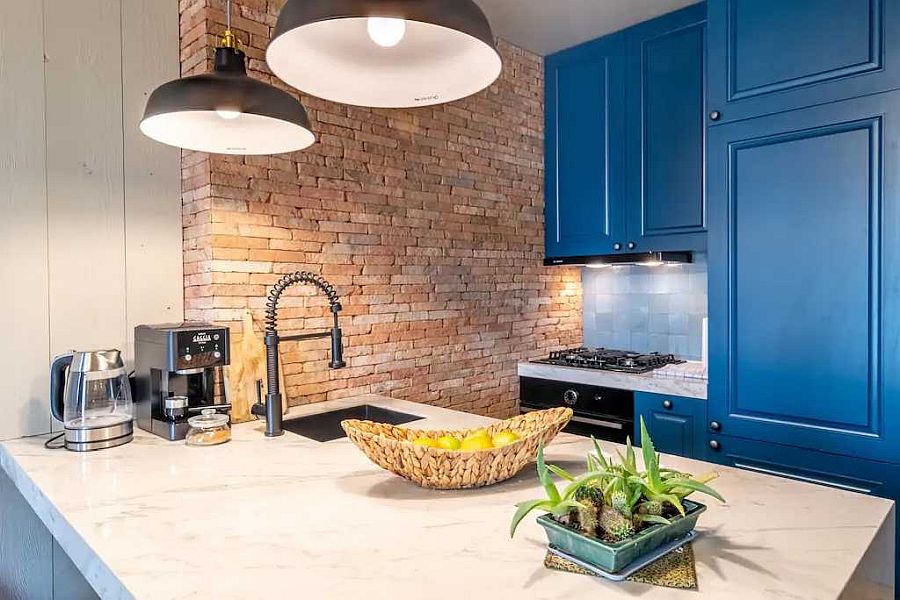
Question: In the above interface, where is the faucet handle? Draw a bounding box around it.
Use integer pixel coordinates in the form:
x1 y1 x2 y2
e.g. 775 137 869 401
330 326 346 369
251 379 267 417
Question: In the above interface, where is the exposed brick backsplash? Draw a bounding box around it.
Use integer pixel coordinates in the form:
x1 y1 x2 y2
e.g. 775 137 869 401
180 0 582 418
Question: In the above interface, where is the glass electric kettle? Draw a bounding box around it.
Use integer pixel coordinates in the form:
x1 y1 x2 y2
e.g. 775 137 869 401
49 350 134 452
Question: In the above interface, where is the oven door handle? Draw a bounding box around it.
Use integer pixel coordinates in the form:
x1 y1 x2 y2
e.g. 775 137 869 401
521 407 625 430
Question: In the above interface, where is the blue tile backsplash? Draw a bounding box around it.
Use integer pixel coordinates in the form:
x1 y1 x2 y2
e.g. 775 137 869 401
582 254 708 360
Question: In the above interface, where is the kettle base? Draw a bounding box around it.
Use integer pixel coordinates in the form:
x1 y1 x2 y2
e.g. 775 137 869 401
64 421 134 452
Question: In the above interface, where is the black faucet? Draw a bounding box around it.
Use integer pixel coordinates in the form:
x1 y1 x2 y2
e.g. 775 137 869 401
252 272 345 437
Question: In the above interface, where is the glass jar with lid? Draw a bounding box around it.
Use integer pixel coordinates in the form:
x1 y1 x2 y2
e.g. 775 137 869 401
185 409 231 446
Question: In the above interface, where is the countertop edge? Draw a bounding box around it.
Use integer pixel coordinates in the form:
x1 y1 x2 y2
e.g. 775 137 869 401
0 442 134 600
517 362 708 400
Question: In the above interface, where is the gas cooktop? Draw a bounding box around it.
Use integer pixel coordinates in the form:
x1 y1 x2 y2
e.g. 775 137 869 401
532 347 684 374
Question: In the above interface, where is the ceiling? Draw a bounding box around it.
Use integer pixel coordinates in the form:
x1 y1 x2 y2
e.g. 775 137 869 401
475 0 699 56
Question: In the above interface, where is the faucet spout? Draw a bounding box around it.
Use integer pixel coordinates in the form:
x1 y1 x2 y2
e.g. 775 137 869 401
260 272 345 437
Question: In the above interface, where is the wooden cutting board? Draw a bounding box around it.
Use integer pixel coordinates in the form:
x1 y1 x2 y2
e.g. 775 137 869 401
225 310 287 424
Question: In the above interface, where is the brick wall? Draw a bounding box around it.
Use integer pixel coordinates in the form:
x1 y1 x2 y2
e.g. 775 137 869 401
180 0 582 418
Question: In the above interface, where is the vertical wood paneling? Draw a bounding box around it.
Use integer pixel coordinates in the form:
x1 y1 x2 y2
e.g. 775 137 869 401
0 0 52 441
122 0 183 355
44 0 128 359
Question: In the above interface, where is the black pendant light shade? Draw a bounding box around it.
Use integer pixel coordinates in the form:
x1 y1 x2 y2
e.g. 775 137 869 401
141 44 315 155
267 0 502 108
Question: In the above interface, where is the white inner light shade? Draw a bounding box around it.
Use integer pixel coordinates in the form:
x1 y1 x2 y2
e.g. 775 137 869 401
140 111 316 155
367 17 406 47
267 18 502 108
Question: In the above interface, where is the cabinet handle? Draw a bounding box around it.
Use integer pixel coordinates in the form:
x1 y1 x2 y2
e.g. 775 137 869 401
662 400 673 410
709 110 721 121
627 242 636 250
613 243 622 251
709 421 721 431
709 440 721 451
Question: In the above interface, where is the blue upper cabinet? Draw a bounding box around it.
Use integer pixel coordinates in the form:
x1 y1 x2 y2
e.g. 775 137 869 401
545 33 626 260
707 90 900 463
545 4 707 261
625 4 707 253
707 0 900 124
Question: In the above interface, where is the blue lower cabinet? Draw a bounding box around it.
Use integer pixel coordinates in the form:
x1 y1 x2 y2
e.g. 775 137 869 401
704 434 900 499
634 393 706 459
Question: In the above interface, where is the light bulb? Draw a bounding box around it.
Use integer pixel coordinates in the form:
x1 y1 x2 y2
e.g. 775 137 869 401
367 17 406 48
216 109 241 120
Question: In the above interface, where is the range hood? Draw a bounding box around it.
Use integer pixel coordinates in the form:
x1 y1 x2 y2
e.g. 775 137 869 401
544 252 692 267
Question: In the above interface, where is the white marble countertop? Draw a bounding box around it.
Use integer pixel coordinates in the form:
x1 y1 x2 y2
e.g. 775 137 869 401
518 361 708 399
0 395 893 599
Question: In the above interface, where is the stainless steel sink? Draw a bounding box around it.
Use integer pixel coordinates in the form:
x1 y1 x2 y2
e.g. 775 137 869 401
281 404 423 442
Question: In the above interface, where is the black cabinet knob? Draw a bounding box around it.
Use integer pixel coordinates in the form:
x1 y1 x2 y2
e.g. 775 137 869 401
709 110 721 121
709 440 721 451
627 242 636 250
709 421 721 431
613 243 622 251
662 400 673 410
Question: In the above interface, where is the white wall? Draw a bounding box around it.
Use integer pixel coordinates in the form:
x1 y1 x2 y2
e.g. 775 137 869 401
0 0 183 441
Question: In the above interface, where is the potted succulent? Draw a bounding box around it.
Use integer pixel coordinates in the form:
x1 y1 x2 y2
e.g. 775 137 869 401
510 417 724 573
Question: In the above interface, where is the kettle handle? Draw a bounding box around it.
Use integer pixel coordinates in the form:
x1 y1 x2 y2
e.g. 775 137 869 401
49 353 74 422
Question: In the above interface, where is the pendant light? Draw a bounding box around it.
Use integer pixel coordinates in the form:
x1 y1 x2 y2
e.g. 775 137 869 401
140 0 315 155
266 0 502 108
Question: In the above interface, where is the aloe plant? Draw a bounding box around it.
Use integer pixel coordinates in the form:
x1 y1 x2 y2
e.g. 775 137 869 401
509 444 609 538
630 417 726 518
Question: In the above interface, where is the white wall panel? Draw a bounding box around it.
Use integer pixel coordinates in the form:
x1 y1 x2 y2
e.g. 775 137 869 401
0 0 182 441
0 0 52 441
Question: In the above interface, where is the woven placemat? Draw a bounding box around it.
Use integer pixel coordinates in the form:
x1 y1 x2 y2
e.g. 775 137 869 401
544 543 698 590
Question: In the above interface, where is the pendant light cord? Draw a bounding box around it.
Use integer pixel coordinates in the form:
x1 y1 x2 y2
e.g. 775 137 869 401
226 0 232 31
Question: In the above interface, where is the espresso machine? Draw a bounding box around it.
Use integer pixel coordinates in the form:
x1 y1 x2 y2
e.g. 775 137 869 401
134 323 230 441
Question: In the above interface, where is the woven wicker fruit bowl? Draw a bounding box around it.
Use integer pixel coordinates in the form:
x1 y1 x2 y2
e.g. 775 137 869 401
341 407 573 490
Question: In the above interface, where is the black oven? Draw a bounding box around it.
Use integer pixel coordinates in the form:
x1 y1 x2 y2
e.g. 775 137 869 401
519 377 634 444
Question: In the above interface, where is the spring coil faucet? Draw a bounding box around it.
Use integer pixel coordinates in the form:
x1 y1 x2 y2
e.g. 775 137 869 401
255 272 345 437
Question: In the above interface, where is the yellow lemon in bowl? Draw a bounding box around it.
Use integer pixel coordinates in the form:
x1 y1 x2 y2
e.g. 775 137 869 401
413 437 439 448
437 435 462 450
492 431 520 447
460 436 494 451
463 428 490 441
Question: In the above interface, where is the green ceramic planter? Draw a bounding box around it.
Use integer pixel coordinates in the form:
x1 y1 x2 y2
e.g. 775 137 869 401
537 500 706 573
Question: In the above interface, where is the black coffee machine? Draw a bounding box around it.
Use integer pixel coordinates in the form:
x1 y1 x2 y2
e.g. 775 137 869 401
134 323 231 441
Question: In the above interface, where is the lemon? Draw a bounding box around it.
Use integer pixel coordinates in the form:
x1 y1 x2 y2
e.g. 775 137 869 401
463 428 490 441
492 431 520 447
437 435 462 450
460 436 494 451
413 437 439 448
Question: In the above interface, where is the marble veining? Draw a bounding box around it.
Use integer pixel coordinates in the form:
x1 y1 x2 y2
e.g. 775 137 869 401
0 395 893 599
518 362 708 399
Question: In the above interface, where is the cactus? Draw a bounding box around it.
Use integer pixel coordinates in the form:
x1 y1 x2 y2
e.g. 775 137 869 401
599 505 635 541
639 499 663 516
576 503 599 536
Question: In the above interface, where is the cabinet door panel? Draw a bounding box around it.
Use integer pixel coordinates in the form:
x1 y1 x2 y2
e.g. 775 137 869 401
635 393 706 459
545 35 626 259
708 91 900 463
708 0 900 123
626 4 707 252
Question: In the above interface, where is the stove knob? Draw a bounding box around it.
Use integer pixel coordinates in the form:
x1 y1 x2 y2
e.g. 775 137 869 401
563 390 579 406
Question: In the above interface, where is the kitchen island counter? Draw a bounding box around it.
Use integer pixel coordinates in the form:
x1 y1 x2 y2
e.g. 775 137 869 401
0 395 893 599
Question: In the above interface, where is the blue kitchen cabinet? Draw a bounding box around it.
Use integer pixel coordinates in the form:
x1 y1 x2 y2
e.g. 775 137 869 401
545 33 626 260
545 4 707 261
625 3 707 253
635 392 706 459
707 89 900 464
704 434 900 499
707 0 900 125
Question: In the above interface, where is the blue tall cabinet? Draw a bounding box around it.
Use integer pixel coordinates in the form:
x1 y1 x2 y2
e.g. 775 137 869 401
545 3 707 261
705 0 900 475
